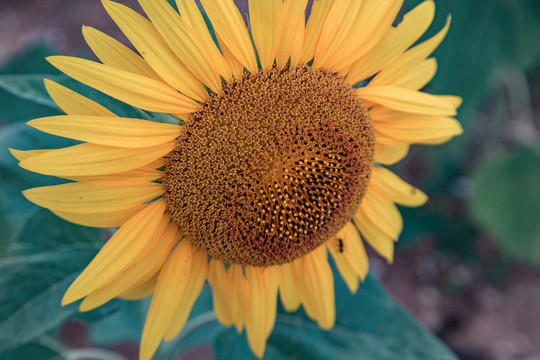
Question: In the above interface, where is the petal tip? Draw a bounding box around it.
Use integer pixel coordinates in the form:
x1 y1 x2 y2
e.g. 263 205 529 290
8 148 21 161
61 291 78 307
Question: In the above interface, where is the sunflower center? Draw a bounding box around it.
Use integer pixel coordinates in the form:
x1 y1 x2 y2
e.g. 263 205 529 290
162 65 375 267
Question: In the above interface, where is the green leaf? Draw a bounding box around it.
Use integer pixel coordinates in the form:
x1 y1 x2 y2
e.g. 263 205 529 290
8 209 102 257
470 145 540 264
0 342 66 360
0 43 64 123
0 74 65 109
0 210 16 258
88 300 146 346
214 275 456 360
0 251 96 353
0 207 103 352
0 79 61 123
0 269 78 353
0 43 59 75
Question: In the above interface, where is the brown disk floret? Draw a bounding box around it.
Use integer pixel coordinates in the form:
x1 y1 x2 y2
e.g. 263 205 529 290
162 65 375 267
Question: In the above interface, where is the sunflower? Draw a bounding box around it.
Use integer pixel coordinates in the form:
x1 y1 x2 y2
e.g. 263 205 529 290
11 0 462 358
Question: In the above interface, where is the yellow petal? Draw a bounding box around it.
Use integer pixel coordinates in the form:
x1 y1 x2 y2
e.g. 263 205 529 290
146 157 167 170
62 199 167 304
328 222 369 293
52 205 146 228
328 240 360 293
140 240 193 360
301 247 335 329
23 179 163 214
19 141 176 177
175 0 233 81
360 191 403 240
102 0 207 101
67 167 163 183
374 113 463 144
353 211 394 263
373 15 451 86
82 26 159 79
244 266 278 359
199 0 257 73
27 115 182 148
215 32 245 79
313 0 362 69
374 143 409 165
439 95 463 109
79 216 176 311
343 225 370 281
16 152 163 182
276 0 308 67
13 147 162 183
357 86 457 116
373 57 437 90
207 259 233 327
44 79 115 116
420 134 457 145
227 264 249 333
300 0 334 63
47 56 198 113
369 167 428 207
249 0 285 70
397 57 438 90
119 274 157 300
335 0 404 74
278 262 301 312
138 0 222 92
345 0 432 81
290 258 315 319
164 245 208 341
374 130 403 146
9 149 48 162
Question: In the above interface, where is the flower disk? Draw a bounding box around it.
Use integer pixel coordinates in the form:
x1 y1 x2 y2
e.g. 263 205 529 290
162 65 375 267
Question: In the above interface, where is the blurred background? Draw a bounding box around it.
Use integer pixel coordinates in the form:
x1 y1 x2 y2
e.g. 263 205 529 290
1 1 540 360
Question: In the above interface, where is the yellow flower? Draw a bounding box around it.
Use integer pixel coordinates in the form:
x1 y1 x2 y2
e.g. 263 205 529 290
11 0 462 358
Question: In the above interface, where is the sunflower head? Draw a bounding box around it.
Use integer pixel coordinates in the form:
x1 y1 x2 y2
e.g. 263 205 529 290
11 0 463 359
163 65 375 267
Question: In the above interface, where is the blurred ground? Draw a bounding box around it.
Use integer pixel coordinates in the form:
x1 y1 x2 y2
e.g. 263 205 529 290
1 1 540 360
376 243 540 360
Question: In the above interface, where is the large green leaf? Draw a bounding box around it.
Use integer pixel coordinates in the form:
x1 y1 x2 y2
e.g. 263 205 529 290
214 275 456 360
8 208 102 257
0 209 103 353
0 210 16 258
0 267 80 353
0 44 62 123
470 145 540 264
